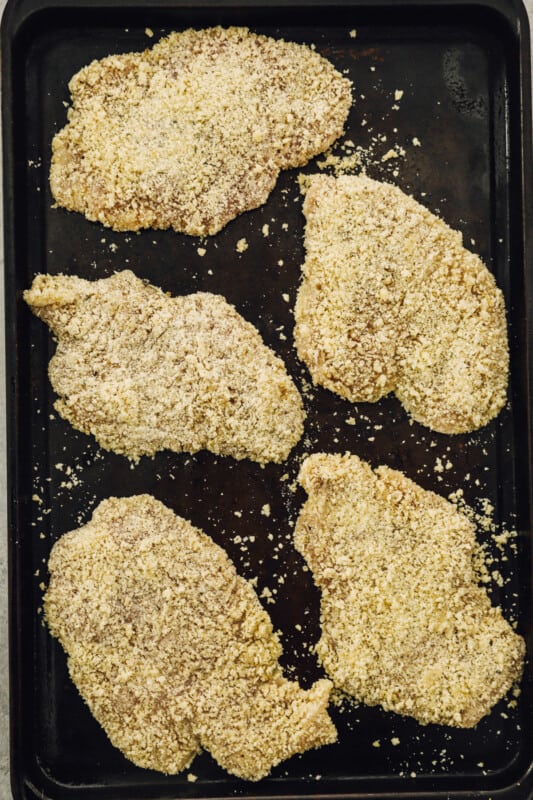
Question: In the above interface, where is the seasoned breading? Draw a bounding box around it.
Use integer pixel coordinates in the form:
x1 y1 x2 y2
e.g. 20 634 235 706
294 453 525 727
44 495 336 779
24 270 304 463
294 175 509 433
50 27 352 235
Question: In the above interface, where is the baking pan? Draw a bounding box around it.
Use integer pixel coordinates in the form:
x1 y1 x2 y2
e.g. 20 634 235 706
2 0 533 797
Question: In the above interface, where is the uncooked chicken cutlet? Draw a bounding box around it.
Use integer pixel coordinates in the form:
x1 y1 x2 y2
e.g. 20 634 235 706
294 174 509 434
294 453 525 728
44 494 336 779
50 26 352 235
24 270 304 463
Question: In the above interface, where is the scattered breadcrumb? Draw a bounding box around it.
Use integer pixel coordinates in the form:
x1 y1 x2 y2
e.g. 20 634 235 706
316 150 363 175
236 238 249 253
381 148 399 162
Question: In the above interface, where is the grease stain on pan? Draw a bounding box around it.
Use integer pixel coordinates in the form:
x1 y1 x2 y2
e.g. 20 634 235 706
442 45 488 119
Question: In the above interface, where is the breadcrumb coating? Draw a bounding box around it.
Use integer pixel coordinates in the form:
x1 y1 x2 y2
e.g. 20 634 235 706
24 270 304 463
294 175 509 433
294 453 525 727
50 27 352 235
44 494 337 779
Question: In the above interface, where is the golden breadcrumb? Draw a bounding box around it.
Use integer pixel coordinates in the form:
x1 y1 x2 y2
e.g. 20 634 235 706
44 494 336 779
50 27 352 235
24 270 304 463
294 453 525 727
294 175 509 433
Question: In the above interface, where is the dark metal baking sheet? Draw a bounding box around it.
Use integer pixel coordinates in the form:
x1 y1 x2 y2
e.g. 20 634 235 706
2 0 533 797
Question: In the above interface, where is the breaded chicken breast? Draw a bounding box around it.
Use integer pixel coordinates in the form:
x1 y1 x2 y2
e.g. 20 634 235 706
50 27 352 235
44 494 336 779
24 270 304 463
294 175 508 433
294 453 524 727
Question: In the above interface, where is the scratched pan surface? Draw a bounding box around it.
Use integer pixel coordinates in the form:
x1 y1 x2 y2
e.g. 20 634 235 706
2 0 533 798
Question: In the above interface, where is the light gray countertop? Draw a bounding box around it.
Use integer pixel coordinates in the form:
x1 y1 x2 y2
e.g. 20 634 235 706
1 2 532 798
